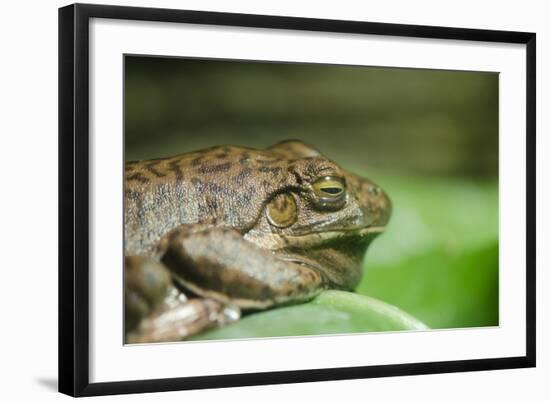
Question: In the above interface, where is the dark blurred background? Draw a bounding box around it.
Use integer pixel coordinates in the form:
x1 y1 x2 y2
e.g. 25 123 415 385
125 56 498 178
125 56 499 333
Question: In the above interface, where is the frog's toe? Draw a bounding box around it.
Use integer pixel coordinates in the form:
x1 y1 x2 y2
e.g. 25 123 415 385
218 304 241 326
126 298 239 343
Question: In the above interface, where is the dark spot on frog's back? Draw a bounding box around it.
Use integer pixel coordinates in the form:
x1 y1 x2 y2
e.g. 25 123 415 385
192 179 226 197
125 163 137 173
258 166 282 176
233 167 252 182
168 159 184 180
145 160 166 178
198 162 232 174
126 172 149 183
191 156 204 167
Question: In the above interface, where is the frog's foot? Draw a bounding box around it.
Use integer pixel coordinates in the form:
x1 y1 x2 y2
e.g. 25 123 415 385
161 225 327 310
126 290 241 344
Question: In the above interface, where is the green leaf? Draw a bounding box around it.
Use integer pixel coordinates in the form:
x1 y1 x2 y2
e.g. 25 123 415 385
358 242 499 329
356 175 499 329
191 290 428 341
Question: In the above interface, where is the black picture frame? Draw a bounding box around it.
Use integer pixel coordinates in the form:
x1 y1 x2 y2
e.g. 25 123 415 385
58 3 536 397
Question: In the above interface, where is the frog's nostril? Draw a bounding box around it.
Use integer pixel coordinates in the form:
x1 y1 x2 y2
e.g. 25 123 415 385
368 186 382 196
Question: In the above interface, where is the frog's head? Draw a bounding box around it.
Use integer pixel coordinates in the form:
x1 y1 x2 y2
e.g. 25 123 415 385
246 140 392 290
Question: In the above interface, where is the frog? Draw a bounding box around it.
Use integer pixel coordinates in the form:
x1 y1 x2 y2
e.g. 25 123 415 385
124 140 391 343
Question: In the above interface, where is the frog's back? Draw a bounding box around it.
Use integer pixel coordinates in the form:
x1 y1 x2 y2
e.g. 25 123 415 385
124 145 296 255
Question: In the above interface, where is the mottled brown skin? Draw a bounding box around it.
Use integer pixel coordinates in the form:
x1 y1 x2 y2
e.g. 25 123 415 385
124 140 391 343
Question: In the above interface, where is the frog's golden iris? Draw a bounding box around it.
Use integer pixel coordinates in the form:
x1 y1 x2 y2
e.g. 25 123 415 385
311 176 347 211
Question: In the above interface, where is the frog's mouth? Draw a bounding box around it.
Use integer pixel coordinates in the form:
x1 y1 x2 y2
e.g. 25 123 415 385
281 226 385 248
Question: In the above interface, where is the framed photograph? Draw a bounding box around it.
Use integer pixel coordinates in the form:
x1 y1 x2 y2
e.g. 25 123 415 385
58 3 536 397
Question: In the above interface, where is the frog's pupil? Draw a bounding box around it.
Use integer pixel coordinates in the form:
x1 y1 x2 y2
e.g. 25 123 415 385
321 187 342 195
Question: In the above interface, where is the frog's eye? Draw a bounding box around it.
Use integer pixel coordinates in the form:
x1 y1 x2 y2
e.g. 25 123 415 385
312 176 346 201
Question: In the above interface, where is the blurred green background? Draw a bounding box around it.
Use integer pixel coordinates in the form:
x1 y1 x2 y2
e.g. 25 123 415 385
125 56 499 338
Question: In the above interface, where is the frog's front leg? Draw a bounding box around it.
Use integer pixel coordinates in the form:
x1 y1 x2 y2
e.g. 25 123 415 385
161 224 328 310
